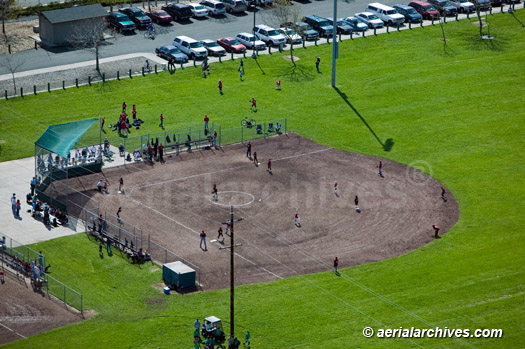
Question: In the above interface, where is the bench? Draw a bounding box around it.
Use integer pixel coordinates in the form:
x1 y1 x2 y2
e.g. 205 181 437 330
166 137 213 156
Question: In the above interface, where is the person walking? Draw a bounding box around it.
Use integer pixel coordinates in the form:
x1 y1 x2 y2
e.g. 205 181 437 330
218 80 223 94
238 58 244 72
378 161 383 177
267 158 272 174
253 152 258 166
98 242 103 256
240 69 244 81
119 177 124 193
243 331 251 348
441 186 446 201
158 143 164 162
250 97 257 112
122 101 127 112
106 236 112 254
212 184 218 201
194 318 201 333
213 130 218 149
200 230 207 251
334 181 338 196
354 195 359 211
316 57 320 73
11 193 16 216
204 115 210 131
432 225 440 239
295 213 301 227
333 257 339 272
116 207 122 223
159 113 164 128
217 226 224 243
246 142 252 158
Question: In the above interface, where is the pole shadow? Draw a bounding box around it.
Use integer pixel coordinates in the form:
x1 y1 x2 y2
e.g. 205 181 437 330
333 87 394 152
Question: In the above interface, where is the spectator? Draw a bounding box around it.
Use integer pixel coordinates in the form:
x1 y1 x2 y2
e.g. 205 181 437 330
97 179 103 192
213 131 218 149
204 115 210 131
158 143 164 162
159 114 164 128
218 80 223 94
30 177 36 196
11 193 16 216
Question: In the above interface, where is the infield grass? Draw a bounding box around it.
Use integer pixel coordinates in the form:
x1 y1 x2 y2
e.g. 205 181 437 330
1 12 524 348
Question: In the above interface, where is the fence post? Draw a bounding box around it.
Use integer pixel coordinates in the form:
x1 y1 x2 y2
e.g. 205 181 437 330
455 12 458 21
20 87 23 97
444 15 447 23
421 20 423 27
327 35 330 43
387 23 389 33
193 58 196 67
63 81 65 90
76 78 78 88
219 55 222 63
117 71 120 80
88 76 91 86
231 52 234 60
142 67 145 76
363 30 366 38
34 85 37 95
268 45 271 54
302 40 306 49
155 64 158 74
181 62 184 70
8 44 10 54
5 90 7 100
102 73 105 83
48 82 50 92
350 32 353 40
397 23 400 31
243 50 246 58
409 21 412 29
315 38 318 46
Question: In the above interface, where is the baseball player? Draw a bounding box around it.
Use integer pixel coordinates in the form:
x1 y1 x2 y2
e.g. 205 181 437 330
217 227 224 243
354 195 359 211
378 161 383 177
253 152 258 166
334 182 338 196
212 184 218 201
441 186 446 201
295 213 301 227
267 159 272 174
333 257 339 272
224 222 231 236
432 225 440 238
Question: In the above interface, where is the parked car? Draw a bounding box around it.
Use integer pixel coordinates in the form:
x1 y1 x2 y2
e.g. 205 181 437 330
326 17 353 34
295 22 320 40
236 33 267 50
355 12 384 28
119 7 152 28
365 3 405 26
173 36 208 59
343 16 368 32
278 27 303 44
253 25 287 46
146 10 173 24
201 39 226 56
448 0 475 12
221 0 247 13
200 0 227 15
217 37 247 53
303 15 334 37
476 0 492 10
188 3 209 17
408 1 440 19
155 45 189 63
162 3 193 21
428 0 458 16
393 4 423 23
107 12 136 32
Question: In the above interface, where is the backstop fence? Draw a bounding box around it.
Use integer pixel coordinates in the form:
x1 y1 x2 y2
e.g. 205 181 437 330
1 235 45 268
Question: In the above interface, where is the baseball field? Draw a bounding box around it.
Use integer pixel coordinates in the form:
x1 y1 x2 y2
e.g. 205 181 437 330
0 11 523 348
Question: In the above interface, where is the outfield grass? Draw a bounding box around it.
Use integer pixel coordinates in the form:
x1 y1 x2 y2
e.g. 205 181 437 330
1 13 524 348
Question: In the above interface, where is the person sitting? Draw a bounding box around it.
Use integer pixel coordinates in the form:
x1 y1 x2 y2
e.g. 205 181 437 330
49 206 56 216
26 192 33 204
97 179 103 192
133 149 142 161
137 248 144 262
275 122 282 134
267 123 274 132
102 181 109 194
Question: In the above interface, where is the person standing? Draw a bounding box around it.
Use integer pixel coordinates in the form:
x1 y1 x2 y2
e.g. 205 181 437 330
238 58 244 72
213 131 218 149
217 226 224 243
147 145 153 161
316 57 320 73
200 230 207 251
253 152 258 166
106 236 112 254
204 115 210 131
250 97 257 112
243 331 251 348
122 101 127 112
240 69 243 81
158 143 164 162
354 195 359 211
334 182 338 196
11 193 16 216
99 242 103 256
100 117 105 131
432 225 440 239
212 184 218 201
295 213 301 227
218 80 223 94
15 199 21 217
378 161 383 177
159 113 164 128
119 177 124 193
116 207 122 223
441 186 446 201
246 142 252 158
132 105 137 121
333 257 339 272
194 318 201 333
30 177 36 196
267 158 272 174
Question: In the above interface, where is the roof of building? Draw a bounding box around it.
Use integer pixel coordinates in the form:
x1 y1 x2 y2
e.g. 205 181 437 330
40 4 107 24
35 119 99 157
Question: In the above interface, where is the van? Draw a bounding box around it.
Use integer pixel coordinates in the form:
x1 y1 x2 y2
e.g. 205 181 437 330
221 0 247 13
253 24 286 46
303 15 334 37
200 0 226 16
365 3 405 26
173 36 208 59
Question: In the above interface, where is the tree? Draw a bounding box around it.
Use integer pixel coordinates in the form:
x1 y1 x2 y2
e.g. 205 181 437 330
0 0 15 38
1 55 25 95
67 18 110 73
470 0 487 37
263 0 303 65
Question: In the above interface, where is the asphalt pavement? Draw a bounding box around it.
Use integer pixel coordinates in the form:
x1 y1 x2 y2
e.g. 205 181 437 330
1 0 407 75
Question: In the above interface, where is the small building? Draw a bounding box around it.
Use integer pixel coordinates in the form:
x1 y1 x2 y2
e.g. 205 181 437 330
39 4 108 48
162 261 196 290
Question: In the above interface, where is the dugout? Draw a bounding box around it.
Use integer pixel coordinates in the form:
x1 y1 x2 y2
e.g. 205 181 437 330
163 261 196 290
34 118 103 218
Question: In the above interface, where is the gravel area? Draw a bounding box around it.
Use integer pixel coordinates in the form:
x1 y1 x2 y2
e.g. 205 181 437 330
0 57 166 98
0 19 38 54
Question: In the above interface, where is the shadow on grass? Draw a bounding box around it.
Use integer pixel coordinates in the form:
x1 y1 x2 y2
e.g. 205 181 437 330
278 63 314 82
463 33 508 52
333 87 394 152
254 58 266 75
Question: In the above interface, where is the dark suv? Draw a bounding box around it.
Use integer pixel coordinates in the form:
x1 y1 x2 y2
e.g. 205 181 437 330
428 0 458 15
394 4 423 23
161 3 193 21
119 7 152 28
408 1 440 19
107 12 137 32
303 15 334 37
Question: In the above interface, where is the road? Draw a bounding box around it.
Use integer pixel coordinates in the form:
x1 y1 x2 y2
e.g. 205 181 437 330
3 0 419 74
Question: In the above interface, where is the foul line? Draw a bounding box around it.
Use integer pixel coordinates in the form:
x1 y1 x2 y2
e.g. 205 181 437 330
0 320 26 339
128 147 332 195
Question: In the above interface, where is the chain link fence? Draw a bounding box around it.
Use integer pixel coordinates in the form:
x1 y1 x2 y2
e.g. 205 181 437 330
221 118 286 146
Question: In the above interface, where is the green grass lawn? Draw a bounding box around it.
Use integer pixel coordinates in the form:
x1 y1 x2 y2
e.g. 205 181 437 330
2 12 525 348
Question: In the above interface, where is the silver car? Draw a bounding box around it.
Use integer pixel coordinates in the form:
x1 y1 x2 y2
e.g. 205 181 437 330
201 39 226 56
235 33 267 50
278 27 303 45
221 0 247 13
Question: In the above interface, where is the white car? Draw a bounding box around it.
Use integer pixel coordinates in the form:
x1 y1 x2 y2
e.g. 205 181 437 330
253 24 287 46
189 3 209 17
450 0 475 12
278 27 303 45
201 39 226 56
235 33 267 50
355 12 384 29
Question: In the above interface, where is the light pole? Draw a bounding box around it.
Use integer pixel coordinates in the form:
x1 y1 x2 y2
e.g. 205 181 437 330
252 5 257 59
331 0 338 87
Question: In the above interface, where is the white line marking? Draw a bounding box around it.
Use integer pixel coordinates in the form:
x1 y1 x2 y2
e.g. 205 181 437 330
211 191 255 207
0 320 26 339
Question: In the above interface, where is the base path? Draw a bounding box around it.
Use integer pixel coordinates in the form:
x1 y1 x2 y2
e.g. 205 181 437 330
62 133 459 290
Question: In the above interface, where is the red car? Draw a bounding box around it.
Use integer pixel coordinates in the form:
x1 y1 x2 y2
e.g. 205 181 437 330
217 37 246 53
408 1 440 20
146 10 173 24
